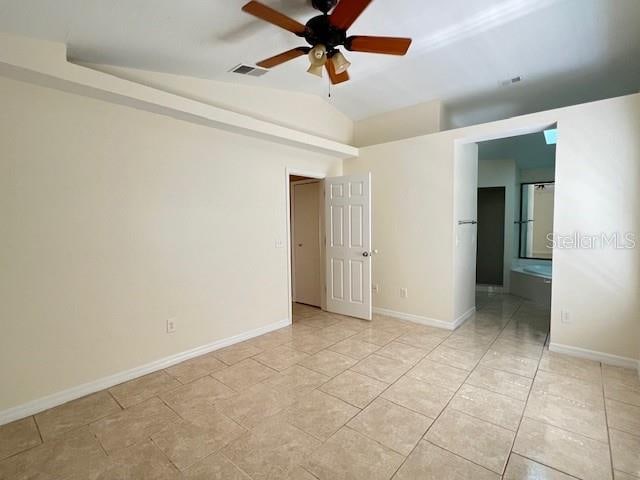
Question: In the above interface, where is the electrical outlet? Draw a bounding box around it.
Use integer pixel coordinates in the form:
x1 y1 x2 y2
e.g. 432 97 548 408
560 310 571 324
167 318 177 334
400 288 408 299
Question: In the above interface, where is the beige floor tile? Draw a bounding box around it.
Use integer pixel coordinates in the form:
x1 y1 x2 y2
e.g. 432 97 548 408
0 417 41 461
614 471 640 480
267 465 318 479
427 345 484 371
246 331 292 352
351 354 411 383
393 441 499 480
160 376 236 416
295 315 340 329
603 365 640 388
395 332 444 351
605 380 640 407
214 384 298 429
109 371 181 408
304 427 404 480
491 338 544 360
213 342 263 366
0 427 110 480
286 333 336 354
381 375 454 418
320 370 388 408
403 324 450 339
406 358 468 390
480 350 539 378
262 365 329 397
347 398 433 455
425 408 514 474
223 418 321 480
440 334 493 353
151 409 246 470
465 366 533 401
449 384 525 431
279 390 359 441
328 338 380 359
212 359 278 391
165 353 227 384
182 453 251 479
610 428 640 478
513 418 612 480
90 397 179 453
314 324 359 343
253 345 309 371
503 453 575 479
328 317 370 332
606 399 640 436
97 440 180 479
538 350 602 383
298 349 357 377
375 341 429 366
524 390 608 442
351 328 402 347
34 391 121 441
532 370 605 408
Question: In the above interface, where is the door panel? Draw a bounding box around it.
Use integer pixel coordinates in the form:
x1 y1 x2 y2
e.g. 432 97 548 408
325 173 372 320
476 187 506 286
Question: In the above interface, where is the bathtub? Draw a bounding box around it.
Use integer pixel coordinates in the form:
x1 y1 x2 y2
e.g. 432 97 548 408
511 262 552 306
512 263 552 280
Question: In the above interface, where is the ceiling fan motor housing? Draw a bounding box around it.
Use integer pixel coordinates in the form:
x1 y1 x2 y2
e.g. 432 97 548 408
311 0 338 14
304 15 346 53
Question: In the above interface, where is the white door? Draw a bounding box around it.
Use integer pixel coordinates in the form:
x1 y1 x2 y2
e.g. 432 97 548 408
292 182 321 307
325 173 372 320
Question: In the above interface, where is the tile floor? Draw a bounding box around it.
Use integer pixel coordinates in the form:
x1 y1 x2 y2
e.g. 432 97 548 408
1 292 639 479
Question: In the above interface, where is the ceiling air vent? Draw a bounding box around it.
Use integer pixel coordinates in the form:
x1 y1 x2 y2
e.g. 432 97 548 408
230 64 269 77
500 76 523 87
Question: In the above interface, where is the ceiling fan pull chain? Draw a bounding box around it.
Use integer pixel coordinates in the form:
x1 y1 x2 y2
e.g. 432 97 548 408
328 80 332 98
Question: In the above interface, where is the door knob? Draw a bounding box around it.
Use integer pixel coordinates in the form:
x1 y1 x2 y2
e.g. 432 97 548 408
362 251 371 257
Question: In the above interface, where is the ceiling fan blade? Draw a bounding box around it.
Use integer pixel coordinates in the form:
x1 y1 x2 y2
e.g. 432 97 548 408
326 60 350 85
329 0 372 30
256 47 310 68
346 36 412 55
242 1 307 35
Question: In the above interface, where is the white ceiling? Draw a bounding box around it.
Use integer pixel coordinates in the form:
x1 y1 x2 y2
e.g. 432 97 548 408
0 0 639 123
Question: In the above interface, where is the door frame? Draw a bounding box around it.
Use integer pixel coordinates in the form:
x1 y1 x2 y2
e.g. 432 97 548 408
290 178 323 306
285 168 327 324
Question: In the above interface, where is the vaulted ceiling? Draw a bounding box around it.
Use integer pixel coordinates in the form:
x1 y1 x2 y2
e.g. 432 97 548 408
1 0 639 126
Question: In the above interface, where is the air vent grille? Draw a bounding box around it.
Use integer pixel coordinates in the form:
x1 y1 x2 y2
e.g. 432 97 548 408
500 76 522 87
230 64 269 77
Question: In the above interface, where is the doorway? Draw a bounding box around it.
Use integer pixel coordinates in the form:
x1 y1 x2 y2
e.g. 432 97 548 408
290 177 323 308
476 187 506 286
285 170 374 322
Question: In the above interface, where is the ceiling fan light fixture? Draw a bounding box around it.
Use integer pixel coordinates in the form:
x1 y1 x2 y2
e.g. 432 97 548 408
331 50 351 74
308 44 327 66
307 63 324 77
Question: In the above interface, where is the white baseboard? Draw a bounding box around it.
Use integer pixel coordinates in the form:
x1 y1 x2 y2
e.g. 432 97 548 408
549 342 639 370
454 307 476 329
373 307 456 331
0 318 291 426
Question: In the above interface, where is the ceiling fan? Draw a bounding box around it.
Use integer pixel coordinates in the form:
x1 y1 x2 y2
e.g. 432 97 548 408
241 0 412 85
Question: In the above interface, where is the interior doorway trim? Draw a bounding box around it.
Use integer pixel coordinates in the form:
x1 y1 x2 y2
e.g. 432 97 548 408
285 168 327 324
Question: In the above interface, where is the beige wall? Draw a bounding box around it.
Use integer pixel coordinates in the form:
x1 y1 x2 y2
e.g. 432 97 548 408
453 143 478 321
0 76 341 412
347 93 640 364
343 135 455 324
85 64 354 145
353 100 442 147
